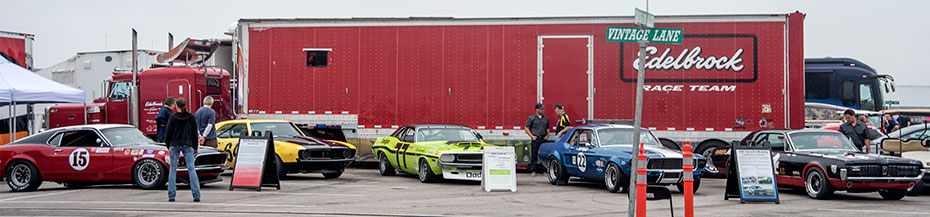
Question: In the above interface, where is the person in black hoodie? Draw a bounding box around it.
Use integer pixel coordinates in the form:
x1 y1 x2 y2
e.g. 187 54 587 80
164 98 205 202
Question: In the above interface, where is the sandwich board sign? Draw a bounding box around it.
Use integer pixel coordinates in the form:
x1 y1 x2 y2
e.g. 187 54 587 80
482 146 517 192
725 145 780 204
229 131 280 191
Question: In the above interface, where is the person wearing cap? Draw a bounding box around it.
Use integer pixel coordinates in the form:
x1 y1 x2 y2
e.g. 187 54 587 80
553 104 573 139
524 103 550 176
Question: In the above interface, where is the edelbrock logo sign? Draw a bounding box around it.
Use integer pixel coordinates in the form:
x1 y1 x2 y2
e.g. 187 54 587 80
633 46 744 72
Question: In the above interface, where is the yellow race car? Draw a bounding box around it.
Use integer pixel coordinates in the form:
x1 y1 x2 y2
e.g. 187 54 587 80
215 119 356 179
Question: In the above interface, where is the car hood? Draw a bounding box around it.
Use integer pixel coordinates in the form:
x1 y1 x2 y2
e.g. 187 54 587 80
795 150 922 165
274 136 356 150
598 145 706 160
118 143 224 155
417 140 491 153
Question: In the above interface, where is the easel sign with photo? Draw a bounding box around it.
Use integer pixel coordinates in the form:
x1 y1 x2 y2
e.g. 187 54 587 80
229 131 280 191
724 144 780 204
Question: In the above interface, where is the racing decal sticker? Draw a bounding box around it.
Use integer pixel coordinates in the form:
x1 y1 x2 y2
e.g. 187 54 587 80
95 148 110 154
577 152 587 172
113 147 124 151
762 104 772 113
158 151 165 155
69 148 90 171
145 150 154 155
130 149 140 155
124 149 131 155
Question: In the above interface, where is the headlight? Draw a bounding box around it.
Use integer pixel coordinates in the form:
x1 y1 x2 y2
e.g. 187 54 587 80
299 150 310 159
343 149 353 158
440 154 455 162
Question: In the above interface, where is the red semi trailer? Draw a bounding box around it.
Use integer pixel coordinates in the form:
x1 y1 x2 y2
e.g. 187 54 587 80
232 13 806 172
0 30 34 70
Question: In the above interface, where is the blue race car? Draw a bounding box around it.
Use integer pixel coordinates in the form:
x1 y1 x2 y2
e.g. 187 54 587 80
539 125 707 193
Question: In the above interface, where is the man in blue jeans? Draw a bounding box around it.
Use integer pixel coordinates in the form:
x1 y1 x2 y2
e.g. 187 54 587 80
164 98 205 202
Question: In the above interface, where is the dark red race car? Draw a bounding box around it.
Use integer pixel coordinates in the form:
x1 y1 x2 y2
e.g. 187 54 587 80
1 124 227 192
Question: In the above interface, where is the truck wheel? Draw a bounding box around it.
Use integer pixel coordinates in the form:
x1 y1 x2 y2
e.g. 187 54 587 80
906 179 925 196
676 178 701 193
879 188 907 200
133 159 167 190
323 169 344 179
605 163 628 193
6 160 42 192
696 141 726 178
418 159 439 183
548 158 569 186
378 153 396 176
805 167 834 199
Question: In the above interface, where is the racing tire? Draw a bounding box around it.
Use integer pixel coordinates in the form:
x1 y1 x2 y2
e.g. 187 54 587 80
323 170 344 179
676 178 701 193
418 159 439 183
605 163 629 193
696 141 726 178
5 160 42 192
275 156 288 180
133 159 167 190
378 153 396 176
548 158 569 186
804 167 834 199
906 179 925 196
879 188 908 200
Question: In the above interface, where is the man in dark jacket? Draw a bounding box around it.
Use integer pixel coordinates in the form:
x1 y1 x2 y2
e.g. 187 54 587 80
164 98 204 202
524 103 550 176
154 97 176 142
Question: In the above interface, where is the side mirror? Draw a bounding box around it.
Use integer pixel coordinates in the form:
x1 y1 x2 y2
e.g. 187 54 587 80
95 138 103 145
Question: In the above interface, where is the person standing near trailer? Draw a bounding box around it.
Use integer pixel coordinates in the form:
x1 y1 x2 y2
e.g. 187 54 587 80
524 103 550 176
553 104 573 139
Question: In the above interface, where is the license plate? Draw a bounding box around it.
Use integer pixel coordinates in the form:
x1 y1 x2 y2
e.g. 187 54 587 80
465 171 482 179
714 149 728 155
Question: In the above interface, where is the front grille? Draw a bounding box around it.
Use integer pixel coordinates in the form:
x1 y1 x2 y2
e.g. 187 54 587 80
301 148 354 160
848 164 881 177
663 172 681 179
647 158 682 170
455 153 482 163
194 154 227 166
888 164 920 177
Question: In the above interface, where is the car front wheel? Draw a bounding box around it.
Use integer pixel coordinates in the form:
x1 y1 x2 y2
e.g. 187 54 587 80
133 159 167 190
605 163 628 193
6 160 42 192
418 159 439 183
879 188 907 200
805 167 834 199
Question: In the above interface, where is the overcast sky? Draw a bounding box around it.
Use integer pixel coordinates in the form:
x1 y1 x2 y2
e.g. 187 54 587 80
2 0 928 86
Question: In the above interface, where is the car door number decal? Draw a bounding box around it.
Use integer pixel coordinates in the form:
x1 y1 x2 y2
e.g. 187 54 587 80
577 152 587 172
224 143 238 163
69 148 90 171
400 144 411 169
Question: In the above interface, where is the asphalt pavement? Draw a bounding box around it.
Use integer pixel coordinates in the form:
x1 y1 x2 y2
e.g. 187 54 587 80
1 169 928 216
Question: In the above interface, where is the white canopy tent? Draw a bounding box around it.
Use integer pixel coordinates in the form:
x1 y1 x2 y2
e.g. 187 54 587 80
0 57 85 142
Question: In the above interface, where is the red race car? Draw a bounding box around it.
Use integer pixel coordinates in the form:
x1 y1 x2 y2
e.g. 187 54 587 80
1 124 227 192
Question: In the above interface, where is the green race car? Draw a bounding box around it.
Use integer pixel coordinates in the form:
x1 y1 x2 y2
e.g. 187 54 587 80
372 124 493 183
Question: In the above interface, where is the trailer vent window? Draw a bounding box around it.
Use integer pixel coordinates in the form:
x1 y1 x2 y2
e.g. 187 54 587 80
303 48 332 67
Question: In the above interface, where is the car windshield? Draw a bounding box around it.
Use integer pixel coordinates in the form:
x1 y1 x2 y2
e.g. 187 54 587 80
596 128 660 147
789 132 858 151
101 127 155 146
250 122 303 137
417 128 481 142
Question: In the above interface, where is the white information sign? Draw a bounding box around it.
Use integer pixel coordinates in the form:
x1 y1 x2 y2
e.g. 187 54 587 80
482 146 517 192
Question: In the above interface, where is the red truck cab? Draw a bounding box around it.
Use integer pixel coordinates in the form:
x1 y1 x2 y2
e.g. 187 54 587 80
46 66 233 136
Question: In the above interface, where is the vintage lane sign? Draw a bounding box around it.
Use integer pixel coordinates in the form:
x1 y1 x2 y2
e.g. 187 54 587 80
606 27 683 44
229 132 280 191
482 146 517 192
725 145 780 204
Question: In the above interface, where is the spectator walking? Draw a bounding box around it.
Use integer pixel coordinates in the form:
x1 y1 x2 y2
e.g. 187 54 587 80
553 104 573 139
524 103 550 176
839 109 870 153
154 97 176 142
884 114 899 134
897 115 911 128
195 96 218 148
164 98 204 202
